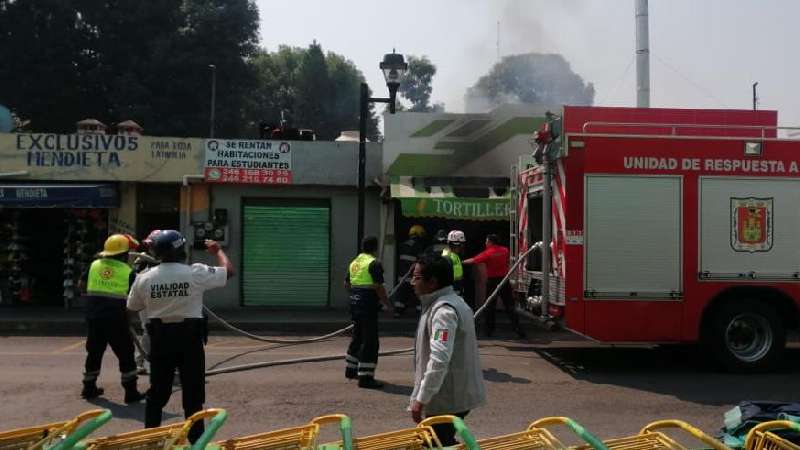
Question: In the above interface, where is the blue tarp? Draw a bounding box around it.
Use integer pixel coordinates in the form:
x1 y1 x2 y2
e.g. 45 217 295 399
0 184 118 208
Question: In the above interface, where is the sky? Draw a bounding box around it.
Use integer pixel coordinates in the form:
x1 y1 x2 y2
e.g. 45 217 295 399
256 0 799 129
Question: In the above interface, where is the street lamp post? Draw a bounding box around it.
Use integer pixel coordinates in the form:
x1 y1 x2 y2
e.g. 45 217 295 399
209 64 217 138
357 51 408 253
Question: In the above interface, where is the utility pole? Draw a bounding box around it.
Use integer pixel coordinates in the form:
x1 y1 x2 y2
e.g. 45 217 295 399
209 64 217 138
497 21 501 63
752 82 759 110
635 0 650 107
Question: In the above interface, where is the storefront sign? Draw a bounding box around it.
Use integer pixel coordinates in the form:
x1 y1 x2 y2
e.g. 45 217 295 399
399 197 510 221
0 133 202 182
0 184 119 208
204 139 293 184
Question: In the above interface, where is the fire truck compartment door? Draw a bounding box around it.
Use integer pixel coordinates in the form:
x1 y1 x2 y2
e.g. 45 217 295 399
700 177 800 280
583 175 682 341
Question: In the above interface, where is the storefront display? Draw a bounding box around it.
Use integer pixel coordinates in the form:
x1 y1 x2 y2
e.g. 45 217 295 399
0 208 107 307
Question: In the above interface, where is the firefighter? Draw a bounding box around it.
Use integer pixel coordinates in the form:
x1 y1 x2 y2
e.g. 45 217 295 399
345 236 392 389
132 230 162 375
127 230 234 443
80 234 146 403
442 230 466 296
393 225 427 317
463 234 526 339
425 229 448 256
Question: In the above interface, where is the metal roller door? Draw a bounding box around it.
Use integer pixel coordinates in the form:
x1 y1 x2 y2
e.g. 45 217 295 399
242 200 330 306
584 175 682 299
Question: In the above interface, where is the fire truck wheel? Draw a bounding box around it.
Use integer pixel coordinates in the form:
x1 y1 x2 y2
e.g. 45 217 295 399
708 299 785 373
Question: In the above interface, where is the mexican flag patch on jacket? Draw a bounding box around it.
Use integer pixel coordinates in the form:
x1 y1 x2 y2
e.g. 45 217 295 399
434 329 449 342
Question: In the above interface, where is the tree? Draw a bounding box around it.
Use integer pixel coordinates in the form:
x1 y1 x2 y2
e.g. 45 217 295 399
244 43 380 141
0 0 260 136
466 53 594 111
134 0 260 137
0 0 96 132
399 55 437 112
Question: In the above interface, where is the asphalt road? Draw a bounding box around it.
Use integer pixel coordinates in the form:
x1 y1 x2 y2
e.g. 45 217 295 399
0 330 797 446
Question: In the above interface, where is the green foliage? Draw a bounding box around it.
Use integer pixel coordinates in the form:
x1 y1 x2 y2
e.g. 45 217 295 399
244 42 380 141
0 0 260 137
399 55 437 112
467 53 595 109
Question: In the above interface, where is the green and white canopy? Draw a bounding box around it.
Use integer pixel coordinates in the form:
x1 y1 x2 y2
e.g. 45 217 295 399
390 176 510 221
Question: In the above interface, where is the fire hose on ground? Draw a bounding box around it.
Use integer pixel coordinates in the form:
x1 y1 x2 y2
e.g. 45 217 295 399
130 242 542 377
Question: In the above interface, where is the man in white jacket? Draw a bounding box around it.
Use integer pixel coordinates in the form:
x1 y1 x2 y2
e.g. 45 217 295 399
409 254 486 446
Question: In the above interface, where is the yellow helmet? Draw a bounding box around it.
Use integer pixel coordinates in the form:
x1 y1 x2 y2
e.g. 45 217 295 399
409 225 426 238
98 234 132 257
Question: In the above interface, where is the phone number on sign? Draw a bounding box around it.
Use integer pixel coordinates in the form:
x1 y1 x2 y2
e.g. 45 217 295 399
205 168 292 184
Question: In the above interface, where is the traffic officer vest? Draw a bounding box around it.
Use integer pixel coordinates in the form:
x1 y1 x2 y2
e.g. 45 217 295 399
87 258 132 299
442 248 463 281
349 253 376 288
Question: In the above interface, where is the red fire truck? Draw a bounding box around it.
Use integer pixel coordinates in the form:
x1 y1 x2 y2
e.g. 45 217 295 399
510 105 799 372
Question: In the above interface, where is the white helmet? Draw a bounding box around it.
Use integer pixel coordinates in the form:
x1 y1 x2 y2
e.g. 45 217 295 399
447 230 466 244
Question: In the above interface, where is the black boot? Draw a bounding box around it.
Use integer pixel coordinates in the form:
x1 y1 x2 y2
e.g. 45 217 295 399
123 380 146 404
515 327 528 339
81 381 104 399
358 376 384 389
345 368 358 379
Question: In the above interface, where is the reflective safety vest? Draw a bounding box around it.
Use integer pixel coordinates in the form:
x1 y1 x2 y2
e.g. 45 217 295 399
442 248 463 281
349 253 376 288
86 258 132 299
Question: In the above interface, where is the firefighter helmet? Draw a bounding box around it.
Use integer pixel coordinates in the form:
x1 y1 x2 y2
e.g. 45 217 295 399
447 230 466 245
98 234 132 257
141 229 162 252
123 234 140 252
409 225 426 238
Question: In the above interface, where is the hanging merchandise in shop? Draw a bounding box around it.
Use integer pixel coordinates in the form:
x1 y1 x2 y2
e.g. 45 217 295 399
0 208 107 307
203 139 293 184
62 210 108 307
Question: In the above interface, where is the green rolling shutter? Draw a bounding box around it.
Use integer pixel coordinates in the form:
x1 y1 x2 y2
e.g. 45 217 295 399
242 202 330 306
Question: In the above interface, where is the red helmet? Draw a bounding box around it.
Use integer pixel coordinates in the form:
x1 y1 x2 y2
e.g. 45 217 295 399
123 234 140 252
142 229 163 252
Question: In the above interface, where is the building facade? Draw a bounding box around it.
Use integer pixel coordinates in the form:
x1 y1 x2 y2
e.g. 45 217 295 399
0 130 381 310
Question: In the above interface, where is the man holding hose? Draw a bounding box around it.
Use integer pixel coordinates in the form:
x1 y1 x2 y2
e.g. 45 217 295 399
463 234 526 339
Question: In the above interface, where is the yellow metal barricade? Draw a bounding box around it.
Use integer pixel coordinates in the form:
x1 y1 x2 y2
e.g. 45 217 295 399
0 409 111 450
352 426 441 450
745 421 800 450
526 417 608 450
418 415 607 450
572 420 728 450
76 409 226 450
217 414 352 450
322 423 441 450
417 416 479 450
217 422 318 450
453 426 563 450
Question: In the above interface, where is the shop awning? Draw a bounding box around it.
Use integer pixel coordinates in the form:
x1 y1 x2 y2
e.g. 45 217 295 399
0 184 119 208
390 176 510 221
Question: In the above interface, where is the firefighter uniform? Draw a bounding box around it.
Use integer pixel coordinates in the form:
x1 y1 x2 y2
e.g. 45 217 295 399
127 235 228 443
393 228 426 316
345 253 385 386
82 239 143 403
442 248 464 294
